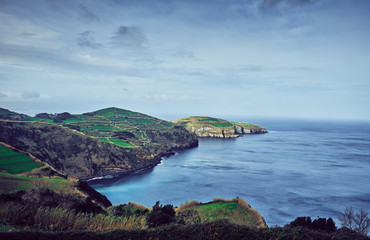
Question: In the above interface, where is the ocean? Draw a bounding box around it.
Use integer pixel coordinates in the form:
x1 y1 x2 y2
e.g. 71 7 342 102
88 118 370 226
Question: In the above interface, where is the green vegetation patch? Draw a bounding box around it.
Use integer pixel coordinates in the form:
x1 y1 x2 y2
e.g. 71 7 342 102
160 121 173 128
177 198 266 228
97 138 110 143
90 125 119 132
196 117 222 122
208 122 233 128
0 146 42 174
0 172 69 194
193 202 238 221
231 121 261 129
110 139 134 147
63 117 83 123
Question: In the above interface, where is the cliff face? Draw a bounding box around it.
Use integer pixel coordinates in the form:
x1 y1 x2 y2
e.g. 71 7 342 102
172 116 267 138
0 107 198 179
0 121 195 179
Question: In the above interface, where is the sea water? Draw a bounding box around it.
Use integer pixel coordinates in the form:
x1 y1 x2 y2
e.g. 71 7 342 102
89 118 370 226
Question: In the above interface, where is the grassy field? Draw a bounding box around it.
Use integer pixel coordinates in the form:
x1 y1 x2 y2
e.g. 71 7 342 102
0 172 69 194
0 145 42 174
177 198 267 228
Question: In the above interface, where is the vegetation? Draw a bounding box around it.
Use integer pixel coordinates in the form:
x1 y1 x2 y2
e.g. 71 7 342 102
339 207 370 236
0 107 196 149
0 200 146 232
176 198 266 228
287 216 336 233
1 220 369 240
0 145 42 174
0 107 198 179
147 201 176 228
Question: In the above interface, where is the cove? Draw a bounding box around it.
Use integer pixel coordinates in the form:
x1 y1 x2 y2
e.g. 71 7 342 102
88 118 370 226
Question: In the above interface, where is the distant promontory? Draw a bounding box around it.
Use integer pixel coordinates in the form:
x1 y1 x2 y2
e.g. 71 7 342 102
172 116 267 138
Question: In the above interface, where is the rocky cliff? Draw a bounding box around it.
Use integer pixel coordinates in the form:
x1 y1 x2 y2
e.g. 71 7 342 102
172 116 267 138
0 107 198 179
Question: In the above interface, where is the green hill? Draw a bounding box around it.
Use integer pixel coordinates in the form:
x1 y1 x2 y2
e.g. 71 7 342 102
24 107 196 149
0 107 198 179
172 116 267 138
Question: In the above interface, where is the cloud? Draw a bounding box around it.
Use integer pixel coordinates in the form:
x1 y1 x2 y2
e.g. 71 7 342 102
111 26 147 49
172 49 195 58
259 0 317 9
22 91 40 99
78 4 99 23
0 91 7 98
77 30 102 48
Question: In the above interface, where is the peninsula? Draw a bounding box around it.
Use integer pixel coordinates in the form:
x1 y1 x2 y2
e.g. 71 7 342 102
172 116 267 138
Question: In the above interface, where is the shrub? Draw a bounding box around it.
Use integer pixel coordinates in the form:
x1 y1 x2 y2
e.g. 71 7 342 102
288 216 336 233
147 201 175 228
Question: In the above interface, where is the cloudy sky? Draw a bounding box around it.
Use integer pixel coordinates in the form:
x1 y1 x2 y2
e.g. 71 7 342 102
0 0 369 120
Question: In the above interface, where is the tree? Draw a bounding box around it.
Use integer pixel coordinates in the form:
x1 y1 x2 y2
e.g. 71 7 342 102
339 207 370 236
147 201 176 228
288 216 336 233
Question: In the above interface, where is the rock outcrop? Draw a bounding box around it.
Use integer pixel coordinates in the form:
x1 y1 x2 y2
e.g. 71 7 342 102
172 116 267 138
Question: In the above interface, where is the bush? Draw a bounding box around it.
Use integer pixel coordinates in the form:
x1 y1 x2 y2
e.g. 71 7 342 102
288 216 336 232
147 201 175 228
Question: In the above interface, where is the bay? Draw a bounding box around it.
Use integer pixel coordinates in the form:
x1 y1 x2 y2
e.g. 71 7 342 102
88 118 370 226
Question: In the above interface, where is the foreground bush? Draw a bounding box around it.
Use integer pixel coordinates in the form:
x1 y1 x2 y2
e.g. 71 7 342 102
147 201 176 228
1 220 369 240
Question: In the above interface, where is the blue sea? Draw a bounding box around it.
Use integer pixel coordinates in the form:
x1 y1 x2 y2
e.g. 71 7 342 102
89 118 370 226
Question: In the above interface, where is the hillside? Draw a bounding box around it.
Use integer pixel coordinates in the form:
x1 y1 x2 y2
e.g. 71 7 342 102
172 116 267 138
0 107 198 179
0 142 111 210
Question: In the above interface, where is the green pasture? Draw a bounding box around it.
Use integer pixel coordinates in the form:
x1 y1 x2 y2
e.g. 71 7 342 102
90 125 120 132
209 122 233 128
231 121 261 129
0 145 42 174
160 121 172 128
110 138 134 147
193 202 239 221
63 117 83 123
0 172 69 194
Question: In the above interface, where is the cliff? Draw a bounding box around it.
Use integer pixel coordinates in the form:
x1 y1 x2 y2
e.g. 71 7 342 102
172 116 267 138
0 107 198 179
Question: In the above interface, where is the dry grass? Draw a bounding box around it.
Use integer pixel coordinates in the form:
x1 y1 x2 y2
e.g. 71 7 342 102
0 201 147 232
177 200 201 212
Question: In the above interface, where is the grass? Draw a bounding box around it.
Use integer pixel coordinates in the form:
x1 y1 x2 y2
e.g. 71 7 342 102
192 202 238 221
0 201 147 232
11 107 180 150
96 138 134 147
97 138 111 143
0 146 42 174
63 117 82 123
109 139 134 147
91 125 118 132
230 121 261 129
0 172 70 194
177 198 267 228
208 122 233 128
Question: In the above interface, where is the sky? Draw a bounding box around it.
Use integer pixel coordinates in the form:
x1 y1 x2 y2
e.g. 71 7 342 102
0 0 370 120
